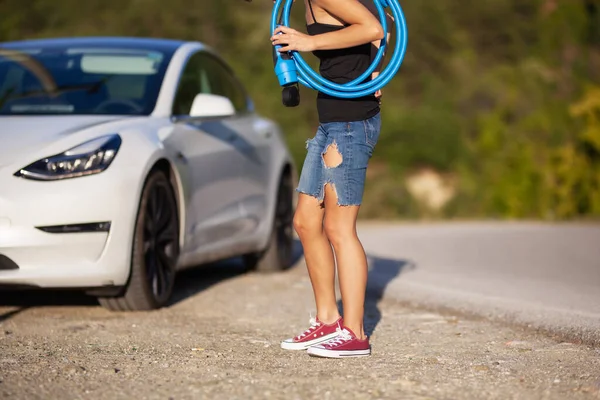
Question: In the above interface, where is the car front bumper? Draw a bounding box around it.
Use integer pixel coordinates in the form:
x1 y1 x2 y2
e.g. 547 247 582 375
0 166 142 289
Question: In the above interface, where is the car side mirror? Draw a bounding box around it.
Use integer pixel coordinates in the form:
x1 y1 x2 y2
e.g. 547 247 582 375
189 93 235 118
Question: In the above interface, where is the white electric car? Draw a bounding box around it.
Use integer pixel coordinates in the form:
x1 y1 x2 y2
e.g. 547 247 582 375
0 37 296 311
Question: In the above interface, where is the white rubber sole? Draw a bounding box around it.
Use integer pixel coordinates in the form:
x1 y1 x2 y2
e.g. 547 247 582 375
280 332 340 351
306 346 371 358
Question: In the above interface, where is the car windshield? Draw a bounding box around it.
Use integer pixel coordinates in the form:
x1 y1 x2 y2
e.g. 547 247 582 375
0 45 170 115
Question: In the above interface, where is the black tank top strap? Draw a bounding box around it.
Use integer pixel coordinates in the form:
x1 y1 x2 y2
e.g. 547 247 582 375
307 0 318 23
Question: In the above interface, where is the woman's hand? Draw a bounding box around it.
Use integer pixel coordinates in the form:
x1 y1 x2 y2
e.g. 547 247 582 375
271 26 317 52
372 71 382 103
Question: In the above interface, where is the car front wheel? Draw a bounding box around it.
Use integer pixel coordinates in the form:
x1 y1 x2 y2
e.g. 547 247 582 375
98 170 179 311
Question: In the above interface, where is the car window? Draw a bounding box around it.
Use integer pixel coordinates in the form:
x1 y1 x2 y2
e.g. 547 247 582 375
172 52 205 116
0 47 169 116
197 53 249 114
172 51 249 116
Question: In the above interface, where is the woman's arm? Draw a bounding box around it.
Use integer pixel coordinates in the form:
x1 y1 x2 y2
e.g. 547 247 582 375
271 0 383 52
362 1 393 101
311 0 384 49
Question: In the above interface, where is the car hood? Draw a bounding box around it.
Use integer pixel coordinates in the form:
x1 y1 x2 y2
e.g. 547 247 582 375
0 115 130 168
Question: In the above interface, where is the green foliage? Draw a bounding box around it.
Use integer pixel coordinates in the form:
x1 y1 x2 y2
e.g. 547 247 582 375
1 0 599 219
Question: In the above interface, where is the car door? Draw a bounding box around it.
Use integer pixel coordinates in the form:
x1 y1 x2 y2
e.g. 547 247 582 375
198 53 272 231
169 51 248 256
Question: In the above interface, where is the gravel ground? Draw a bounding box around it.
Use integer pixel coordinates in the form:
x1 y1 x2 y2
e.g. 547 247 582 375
1 256 599 400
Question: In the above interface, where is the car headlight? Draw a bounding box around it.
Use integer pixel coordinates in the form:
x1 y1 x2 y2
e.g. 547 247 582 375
14 134 122 181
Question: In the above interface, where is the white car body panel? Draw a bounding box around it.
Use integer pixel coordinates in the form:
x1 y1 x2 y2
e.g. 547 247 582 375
0 38 295 289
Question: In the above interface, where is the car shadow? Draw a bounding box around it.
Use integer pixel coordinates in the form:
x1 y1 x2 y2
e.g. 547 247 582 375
167 258 248 306
0 239 410 336
0 289 96 308
0 288 97 324
337 255 416 338
0 239 306 319
167 239 304 306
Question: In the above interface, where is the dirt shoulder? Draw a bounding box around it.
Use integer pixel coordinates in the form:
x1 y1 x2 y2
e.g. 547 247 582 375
0 259 599 400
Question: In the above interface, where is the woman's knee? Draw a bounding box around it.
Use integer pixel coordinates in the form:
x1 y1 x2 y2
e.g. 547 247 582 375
293 210 322 237
323 218 354 248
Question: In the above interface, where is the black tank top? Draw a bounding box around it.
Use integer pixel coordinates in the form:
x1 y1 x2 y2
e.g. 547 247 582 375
306 1 380 123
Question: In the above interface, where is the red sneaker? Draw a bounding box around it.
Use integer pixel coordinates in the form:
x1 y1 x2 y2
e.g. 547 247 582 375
280 316 343 350
307 326 371 358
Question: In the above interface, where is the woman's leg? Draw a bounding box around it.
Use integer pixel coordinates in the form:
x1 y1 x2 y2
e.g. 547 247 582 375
293 194 340 323
319 115 381 341
280 127 344 351
322 187 367 340
292 125 340 324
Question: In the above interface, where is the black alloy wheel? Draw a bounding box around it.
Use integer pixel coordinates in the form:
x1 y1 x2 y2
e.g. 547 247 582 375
98 170 179 311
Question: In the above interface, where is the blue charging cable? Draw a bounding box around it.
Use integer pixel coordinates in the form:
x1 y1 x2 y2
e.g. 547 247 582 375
271 0 408 106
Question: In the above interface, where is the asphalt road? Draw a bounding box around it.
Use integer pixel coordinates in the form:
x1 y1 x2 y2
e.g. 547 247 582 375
357 222 600 346
0 222 599 399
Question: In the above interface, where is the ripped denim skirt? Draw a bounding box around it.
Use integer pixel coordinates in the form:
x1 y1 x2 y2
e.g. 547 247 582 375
296 112 381 206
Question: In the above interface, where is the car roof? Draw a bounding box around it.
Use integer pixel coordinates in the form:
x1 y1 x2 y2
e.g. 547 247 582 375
0 36 189 53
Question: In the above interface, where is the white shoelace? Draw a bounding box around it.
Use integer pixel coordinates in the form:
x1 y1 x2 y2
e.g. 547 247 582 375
322 328 352 347
296 317 321 339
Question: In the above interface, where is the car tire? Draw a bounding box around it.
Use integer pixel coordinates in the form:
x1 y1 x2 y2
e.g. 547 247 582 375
98 170 180 311
244 171 294 273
